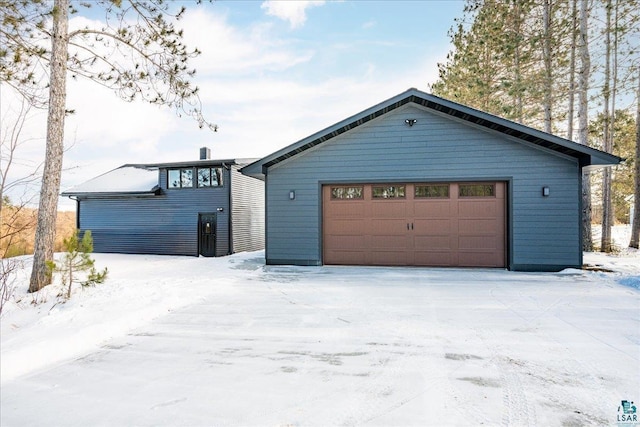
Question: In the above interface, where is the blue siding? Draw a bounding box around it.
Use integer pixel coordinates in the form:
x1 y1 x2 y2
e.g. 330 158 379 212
79 168 231 256
265 104 581 270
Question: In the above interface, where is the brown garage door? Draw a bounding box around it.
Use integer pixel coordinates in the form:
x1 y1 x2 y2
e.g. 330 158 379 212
322 182 505 267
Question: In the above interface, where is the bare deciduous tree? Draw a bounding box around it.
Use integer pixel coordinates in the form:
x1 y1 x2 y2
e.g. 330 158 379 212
1 98 42 258
1 0 216 292
1 98 42 313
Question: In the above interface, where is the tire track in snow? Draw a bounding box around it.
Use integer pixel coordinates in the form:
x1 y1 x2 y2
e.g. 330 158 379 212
470 312 537 427
259 275 450 425
477 337 537 427
482 284 615 426
498 358 535 427
326 327 441 426
329 299 490 426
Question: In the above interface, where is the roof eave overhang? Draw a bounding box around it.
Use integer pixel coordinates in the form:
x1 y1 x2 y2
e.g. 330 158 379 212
135 158 259 170
240 88 621 179
582 154 623 171
62 186 161 199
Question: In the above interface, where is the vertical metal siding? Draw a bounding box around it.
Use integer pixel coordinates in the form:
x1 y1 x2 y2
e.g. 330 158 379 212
230 166 265 253
79 168 231 256
265 104 581 270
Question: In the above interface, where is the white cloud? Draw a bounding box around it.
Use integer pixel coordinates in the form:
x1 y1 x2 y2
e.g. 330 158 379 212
65 80 178 148
260 1 326 29
61 7 447 192
362 20 376 29
179 10 315 76
3 5 451 212
189 55 441 161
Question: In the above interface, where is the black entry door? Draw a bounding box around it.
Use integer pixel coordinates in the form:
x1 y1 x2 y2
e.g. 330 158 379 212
199 213 217 257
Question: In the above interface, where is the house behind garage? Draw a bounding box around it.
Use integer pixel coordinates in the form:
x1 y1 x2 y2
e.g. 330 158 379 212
241 88 620 271
62 149 264 257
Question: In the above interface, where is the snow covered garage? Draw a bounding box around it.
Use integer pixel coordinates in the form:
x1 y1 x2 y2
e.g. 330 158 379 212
241 88 620 271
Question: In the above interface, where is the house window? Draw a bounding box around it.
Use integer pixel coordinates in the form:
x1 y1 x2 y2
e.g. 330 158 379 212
197 167 223 187
415 184 449 198
331 186 363 199
372 185 405 199
168 168 193 188
459 184 495 197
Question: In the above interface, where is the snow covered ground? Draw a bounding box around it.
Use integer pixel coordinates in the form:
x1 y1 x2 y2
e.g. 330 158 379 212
1 228 638 426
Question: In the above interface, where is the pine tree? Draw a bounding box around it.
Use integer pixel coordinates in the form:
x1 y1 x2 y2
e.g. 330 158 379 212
47 230 107 300
600 0 615 252
1 0 216 292
431 0 639 252
595 0 639 251
431 0 571 130
590 110 636 224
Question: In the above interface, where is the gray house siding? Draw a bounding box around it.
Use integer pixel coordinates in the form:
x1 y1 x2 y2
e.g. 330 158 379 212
264 104 581 270
230 165 265 253
78 167 232 257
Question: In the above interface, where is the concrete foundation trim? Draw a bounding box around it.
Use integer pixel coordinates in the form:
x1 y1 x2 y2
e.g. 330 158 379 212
266 258 323 266
511 264 580 272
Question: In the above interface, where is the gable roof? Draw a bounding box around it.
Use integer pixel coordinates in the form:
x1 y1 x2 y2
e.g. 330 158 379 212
62 158 257 198
241 88 621 179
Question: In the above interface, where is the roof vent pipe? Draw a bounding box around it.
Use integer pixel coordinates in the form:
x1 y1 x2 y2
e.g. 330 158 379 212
200 147 211 160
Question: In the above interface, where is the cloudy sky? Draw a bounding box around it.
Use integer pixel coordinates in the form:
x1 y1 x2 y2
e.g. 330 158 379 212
1 0 464 210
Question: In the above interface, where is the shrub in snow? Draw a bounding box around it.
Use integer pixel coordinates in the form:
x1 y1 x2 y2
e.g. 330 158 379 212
0 258 22 314
47 231 108 300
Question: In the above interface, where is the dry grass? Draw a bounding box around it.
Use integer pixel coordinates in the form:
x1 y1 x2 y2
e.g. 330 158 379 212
1 207 77 258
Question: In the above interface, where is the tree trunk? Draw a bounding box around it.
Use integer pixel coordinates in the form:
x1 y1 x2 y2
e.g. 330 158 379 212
567 0 578 140
581 170 593 251
601 167 613 251
543 0 553 133
578 0 592 251
513 0 523 124
29 0 68 292
630 66 640 248
601 0 613 252
67 263 73 299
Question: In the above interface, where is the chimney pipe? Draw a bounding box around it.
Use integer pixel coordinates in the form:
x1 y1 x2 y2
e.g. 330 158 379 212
200 147 211 160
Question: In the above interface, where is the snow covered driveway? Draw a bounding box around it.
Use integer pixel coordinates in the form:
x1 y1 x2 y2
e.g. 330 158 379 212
1 252 639 426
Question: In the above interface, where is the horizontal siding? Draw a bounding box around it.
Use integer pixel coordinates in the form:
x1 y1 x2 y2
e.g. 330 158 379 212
266 104 581 269
79 168 232 257
230 166 265 253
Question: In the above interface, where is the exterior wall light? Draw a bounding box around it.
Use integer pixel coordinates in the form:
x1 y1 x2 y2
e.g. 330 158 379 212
289 190 296 200
542 187 550 197
405 119 417 127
